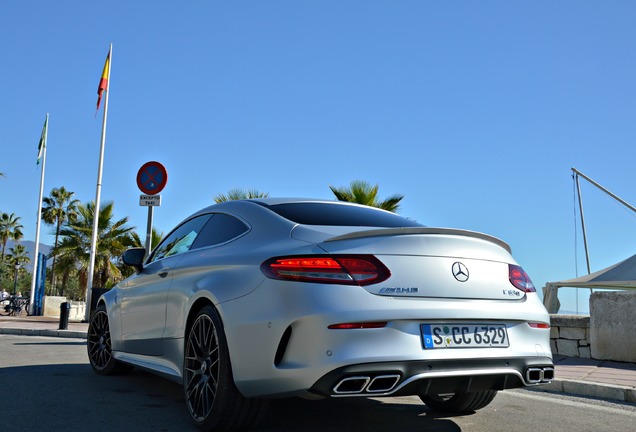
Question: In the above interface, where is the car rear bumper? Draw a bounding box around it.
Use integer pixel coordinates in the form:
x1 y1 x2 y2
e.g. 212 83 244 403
309 356 555 397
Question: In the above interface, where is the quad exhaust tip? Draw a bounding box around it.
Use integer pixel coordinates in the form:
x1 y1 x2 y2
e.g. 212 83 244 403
525 367 554 384
333 375 401 394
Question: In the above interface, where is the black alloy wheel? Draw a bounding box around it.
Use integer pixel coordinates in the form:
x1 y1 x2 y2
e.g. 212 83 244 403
87 304 132 375
184 305 267 431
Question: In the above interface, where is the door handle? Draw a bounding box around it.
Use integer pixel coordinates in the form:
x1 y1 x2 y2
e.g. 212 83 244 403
158 271 169 278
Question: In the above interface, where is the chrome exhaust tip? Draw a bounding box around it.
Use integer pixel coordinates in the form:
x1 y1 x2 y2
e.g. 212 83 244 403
526 367 554 384
526 368 543 383
366 374 401 393
333 376 370 394
542 367 555 382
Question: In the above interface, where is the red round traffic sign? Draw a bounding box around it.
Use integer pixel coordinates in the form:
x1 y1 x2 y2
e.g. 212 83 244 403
137 161 168 195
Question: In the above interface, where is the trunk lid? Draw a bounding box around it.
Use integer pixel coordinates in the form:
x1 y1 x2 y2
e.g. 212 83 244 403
293 226 524 301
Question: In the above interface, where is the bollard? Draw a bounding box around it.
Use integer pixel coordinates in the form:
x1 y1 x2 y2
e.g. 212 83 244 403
59 302 70 330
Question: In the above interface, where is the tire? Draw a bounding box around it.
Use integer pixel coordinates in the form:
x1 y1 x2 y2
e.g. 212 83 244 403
87 304 133 375
420 390 498 413
184 305 268 431
0 299 11 316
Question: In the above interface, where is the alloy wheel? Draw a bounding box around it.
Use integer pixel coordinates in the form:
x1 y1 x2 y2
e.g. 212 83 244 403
184 314 220 422
87 309 113 371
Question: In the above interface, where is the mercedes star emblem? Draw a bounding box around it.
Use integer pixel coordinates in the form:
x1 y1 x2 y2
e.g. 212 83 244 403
452 262 469 282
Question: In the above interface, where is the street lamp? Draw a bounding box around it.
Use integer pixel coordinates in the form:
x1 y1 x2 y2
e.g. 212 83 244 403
13 264 20 296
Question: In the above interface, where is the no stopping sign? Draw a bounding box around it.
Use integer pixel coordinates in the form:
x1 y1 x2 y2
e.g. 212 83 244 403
137 161 168 195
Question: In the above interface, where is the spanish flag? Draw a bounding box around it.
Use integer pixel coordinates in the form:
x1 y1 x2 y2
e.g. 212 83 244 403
96 48 111 111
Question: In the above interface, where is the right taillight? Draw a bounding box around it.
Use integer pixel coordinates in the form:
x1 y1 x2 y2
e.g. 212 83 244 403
509 264 536 292
261 255 390 286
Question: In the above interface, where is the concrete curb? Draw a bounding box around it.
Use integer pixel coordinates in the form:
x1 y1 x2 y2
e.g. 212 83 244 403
0 327 87 339
541 379 636 404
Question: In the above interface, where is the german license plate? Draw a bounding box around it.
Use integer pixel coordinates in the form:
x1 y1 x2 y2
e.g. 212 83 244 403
421 323 509 349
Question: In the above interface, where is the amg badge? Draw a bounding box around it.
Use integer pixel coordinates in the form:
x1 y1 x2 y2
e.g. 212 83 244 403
379 287 419 294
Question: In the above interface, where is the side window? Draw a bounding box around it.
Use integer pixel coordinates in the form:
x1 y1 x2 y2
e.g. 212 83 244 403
149 215 212 262
191 213 249 250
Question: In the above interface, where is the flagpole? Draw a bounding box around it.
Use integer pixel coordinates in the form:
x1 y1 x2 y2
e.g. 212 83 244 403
30 113 48 314
85 43 112 321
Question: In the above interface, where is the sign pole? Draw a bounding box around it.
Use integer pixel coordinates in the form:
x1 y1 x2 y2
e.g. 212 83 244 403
145 206 154 259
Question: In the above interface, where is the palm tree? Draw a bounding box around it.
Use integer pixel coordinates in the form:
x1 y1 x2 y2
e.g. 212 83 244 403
53 201 135 295
128 227 164 250
329 180 404 212
51 253 79 298
42 187 80 293
0 212 24 267
6 244 31 267
214 188 269 203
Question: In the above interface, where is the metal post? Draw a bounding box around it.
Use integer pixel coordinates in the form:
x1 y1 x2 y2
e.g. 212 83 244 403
572 168 636 214
145 206 154 259
85 44 112 322
574 173 591 275
13 264 19 296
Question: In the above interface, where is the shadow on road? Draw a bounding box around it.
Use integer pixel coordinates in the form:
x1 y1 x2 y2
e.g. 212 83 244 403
5 361 465 431
260 396 464 431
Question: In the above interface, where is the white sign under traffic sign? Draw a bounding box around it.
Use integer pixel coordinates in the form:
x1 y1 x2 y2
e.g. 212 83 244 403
139 194 162 206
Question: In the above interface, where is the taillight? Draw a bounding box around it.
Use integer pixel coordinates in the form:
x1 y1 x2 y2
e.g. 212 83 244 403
509 264 536 292
261 255 390 286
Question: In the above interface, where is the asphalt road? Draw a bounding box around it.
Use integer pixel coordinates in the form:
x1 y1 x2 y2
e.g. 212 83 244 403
2 334 635 432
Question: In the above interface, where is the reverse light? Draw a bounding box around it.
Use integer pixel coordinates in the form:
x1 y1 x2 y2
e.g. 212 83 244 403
508 264 536 292
261 255 390 286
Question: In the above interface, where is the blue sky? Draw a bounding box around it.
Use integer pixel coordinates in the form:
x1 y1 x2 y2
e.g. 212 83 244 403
2 1 636 313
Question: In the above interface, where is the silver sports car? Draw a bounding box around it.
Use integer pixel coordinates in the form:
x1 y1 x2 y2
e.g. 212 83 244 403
87 198 553 431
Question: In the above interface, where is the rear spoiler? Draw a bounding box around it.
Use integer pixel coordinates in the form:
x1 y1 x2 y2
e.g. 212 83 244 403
325 227 511 254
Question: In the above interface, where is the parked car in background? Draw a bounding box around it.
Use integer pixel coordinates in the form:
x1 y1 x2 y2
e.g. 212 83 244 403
87 198 553 431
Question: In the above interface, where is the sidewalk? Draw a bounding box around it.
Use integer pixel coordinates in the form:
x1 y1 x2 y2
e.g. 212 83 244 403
0 315 88 339
542 354 636 403
1 315 635 405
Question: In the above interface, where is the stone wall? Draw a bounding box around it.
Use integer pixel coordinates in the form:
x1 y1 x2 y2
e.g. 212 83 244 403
550 314 590 358
550 291 636 362
590 291 636 363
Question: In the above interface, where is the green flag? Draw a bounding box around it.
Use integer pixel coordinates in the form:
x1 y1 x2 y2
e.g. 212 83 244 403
37 116 47 165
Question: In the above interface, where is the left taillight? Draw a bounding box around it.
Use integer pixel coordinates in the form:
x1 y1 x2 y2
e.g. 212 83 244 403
509 264 536 292
260 255 390 286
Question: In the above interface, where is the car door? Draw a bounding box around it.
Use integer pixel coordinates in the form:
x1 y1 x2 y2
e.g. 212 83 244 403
119 214 212 355
163 212 251 339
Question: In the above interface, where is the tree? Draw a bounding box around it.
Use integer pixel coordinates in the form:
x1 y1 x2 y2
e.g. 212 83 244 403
214 188 269 203
0 212 24 267
42 187 80 294
128 227 164 250
6 244 31 267
329 180 404 212
53 201 135 295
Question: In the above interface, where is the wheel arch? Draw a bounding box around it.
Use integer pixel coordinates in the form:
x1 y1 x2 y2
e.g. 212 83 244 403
184 297 220 341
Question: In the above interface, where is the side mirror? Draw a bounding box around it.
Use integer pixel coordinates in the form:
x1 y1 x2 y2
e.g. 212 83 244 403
122 248 146 274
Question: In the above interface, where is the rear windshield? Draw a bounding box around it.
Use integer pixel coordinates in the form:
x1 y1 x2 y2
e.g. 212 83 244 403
264 202 423 227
